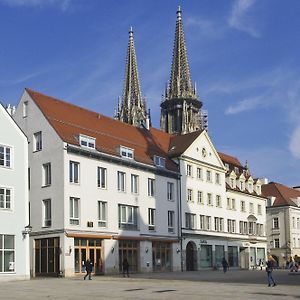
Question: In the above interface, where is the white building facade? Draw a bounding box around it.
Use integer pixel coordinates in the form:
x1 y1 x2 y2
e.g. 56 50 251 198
13 89 181 277
0 103 29 281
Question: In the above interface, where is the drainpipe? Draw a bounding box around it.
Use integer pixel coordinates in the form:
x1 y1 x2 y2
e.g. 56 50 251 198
177 160 183 272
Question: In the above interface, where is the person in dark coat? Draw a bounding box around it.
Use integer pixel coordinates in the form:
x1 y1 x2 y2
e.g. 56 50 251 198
122 258 129 277
266 256 277 287
84 259 93 280
221 257 229 273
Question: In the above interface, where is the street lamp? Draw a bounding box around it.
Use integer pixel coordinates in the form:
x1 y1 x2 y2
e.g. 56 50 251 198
22 224 32 238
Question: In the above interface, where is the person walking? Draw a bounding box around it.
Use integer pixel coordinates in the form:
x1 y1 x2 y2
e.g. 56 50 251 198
83 259 93 280
122 258 129 277
221 257 229 273
266 256 277 287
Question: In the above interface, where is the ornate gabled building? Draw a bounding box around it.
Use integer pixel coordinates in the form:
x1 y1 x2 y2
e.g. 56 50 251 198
160 7 206 135
115 27 150 128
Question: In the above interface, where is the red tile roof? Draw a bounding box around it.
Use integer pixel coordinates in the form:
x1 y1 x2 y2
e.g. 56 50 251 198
218 152 242 167
26 88 178 172
262 182 300 207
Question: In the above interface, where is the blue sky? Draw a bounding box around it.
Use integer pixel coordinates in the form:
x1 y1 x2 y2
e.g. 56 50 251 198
0 0 299 187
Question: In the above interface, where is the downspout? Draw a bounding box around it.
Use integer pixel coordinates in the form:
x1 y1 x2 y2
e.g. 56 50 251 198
177 160 183 272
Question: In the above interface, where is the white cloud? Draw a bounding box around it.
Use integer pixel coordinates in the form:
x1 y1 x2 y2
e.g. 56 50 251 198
289 125 300 159
225 96 262 114
228 0 260 38
0 0 72 11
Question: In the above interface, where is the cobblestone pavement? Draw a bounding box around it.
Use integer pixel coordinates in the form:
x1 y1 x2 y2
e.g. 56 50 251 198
2 270 300 300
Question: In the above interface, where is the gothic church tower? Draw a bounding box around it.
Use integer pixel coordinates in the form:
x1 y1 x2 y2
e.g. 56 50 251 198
160 7 205 135
115 27 150 127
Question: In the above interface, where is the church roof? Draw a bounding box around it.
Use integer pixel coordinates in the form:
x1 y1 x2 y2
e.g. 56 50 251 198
25 88 177 172
262 182 300 207
218 152 242 167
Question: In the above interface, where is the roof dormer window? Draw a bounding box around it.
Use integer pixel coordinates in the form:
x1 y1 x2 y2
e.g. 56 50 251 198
120 146 134 159
154 155 165 168
234 167 239 174
79 134 96 150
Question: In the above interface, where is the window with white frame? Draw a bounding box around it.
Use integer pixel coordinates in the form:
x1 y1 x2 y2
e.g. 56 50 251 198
0 145 11 168
42 199 51 227
187 189 193 202
23 101 28 118
215 173 220 184
148 178 155 196
42 163 51 186
248 183 253 192
148 208 156 230
258 204 262 215
33 131 42 152
256 185 261 194
168 210 175 233
120 146 134 159
248 221 256 235
240 181 244 190
230 178 235 188
234 167 239 174
232 198 236 210
69 161 79 183
0 188 11 209
118 204 138 230
117 171 126 192
249 202 254 214
167 182 174 201
154 155 165 168
207 193 212 205
197 167 203 180
187 164 192 177
97 167 107 189
185 213 196 229
0 234 15 272
79 134 95 150
98 201 107 227
227 219 235 233
257 224 263 236
297 218 300 229
69 197 80 225
200 215 205 229
241 200 246 212
227 197 231 209
214 217 223 231
292 217 295 229
216 195 221 207
206 216 211 230
239 221 243 234
273 217 279 229
206 170 212 182
131 174 139 194
197 191 203 204
274 238 280 248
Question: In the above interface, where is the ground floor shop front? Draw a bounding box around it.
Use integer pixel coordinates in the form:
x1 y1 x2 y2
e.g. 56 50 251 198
30 233 181 277
182 235 267 271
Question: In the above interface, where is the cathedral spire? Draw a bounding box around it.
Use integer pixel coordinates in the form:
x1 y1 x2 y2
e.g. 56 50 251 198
160 7 205 135
115 27 149 128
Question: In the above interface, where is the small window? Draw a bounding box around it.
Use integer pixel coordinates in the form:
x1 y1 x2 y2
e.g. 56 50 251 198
168 211 175 233
148 208 156 230
273 217 279 229
154 155 165 168
206 170 212 182
0 188 11 209
97 167 107 189
274 239 280 248
42 199 51 227
131 174 139 194
23 101 28 118
0 234 15 272
98 201 107 227
42 163 51 186
216 195 221 207
197 167 203 180
0 145 11 168
197 191 203 204
167 182 174 201
241 200 245 212
120 146 134 159
117 171 126 192
148 178 155 197
249 202 254 214
187 165 192 177
69 197 80 225
69 161 80 184
258 204 262 215
215 173 220 184
79 134 96 150
187 189 193 202
33 131 42 152
207 193 212 205
234 167 239 174
185 213 196 229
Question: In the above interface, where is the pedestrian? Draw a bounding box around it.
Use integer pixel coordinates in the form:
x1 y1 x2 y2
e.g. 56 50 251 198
122 258 129 277
258 259 262 270
221 257 229 273
288 256 298 272
83 259 93 280
266 256 277 287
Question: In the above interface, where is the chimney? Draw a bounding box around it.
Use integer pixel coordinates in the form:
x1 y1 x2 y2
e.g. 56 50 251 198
267 196 276 207
260 177 269 185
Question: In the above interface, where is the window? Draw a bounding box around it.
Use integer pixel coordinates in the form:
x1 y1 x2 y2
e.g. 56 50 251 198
118 204 138 230
197 191 203 204
0 188 11 209
239 221 243 234
154 155 165 168
42 199 51 227
0 145 11 168
98 201 107 227
167 182 174 201
131 174 139 194
248 183 253 192
249 202 254 214
185 213 196 229
0 235 15 272
256 185 261 194
69 161 79 184
227 197 231 209
187 189 193 202
240 181 244 190
215 173 220 184
274 239 280 248
168 211 175 233
197 167 203 180
69 197 80 225
230 178 235 188
206 216 211 230
117 171 126 192
224 163 229 171
227 219 235 233
187 164 192 177
214 217 223 232
258 204 262 215
216 195 221 207
79 134 95 150
207 193 212 205
200 215 205 229
234 167 239 174
206 170 212 182
249 222 256 235
42 163 51 186
148 178 155 196
23 101 28 118
257 224 263 236
241 200 245 212
148 208 156 230
297 218 300 229
97 167 107 189
120 146 134 159
232 198 236 210
292 217 295 229
33 131 42 151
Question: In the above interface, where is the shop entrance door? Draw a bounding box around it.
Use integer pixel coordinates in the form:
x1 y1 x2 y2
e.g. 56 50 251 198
186 241 197 271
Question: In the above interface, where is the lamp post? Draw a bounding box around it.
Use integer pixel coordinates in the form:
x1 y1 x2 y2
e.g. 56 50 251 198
22 224 32 238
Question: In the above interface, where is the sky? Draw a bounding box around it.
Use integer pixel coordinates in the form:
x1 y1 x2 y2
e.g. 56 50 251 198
0 0 299 187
